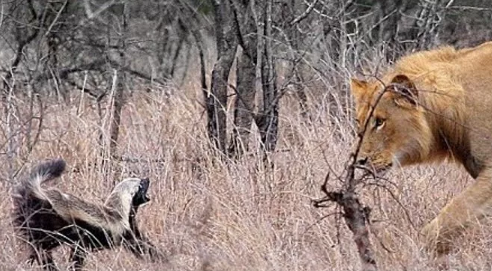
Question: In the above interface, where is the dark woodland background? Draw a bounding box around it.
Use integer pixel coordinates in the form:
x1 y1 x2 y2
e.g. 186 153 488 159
2 0 491 164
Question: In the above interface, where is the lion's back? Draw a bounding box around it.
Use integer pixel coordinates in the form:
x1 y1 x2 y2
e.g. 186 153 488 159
456 42 492 164
392 42 492 80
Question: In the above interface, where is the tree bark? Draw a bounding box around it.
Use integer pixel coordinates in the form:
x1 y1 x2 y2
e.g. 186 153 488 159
207 0 239 154
109 71 125 163
284 0 309 120
108 2 127 181
258 0 278 156
229 0 257 158
229 50 256 157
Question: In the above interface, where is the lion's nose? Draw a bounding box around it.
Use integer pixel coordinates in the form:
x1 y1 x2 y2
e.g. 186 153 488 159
356 157 368 165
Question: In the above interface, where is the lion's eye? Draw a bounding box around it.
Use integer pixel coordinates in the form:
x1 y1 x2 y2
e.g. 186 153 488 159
374 117 385 130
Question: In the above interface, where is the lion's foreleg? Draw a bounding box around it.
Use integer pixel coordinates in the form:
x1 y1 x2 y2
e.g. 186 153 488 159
422 172 492 255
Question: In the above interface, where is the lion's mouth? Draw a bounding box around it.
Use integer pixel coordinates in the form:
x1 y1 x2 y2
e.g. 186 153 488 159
375 164 392 175
356 161 392 176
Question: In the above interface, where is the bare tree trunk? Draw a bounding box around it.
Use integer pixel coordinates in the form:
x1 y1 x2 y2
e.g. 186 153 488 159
191 29 208 104
229 50 256 157
181 3 208 109
2 0 40 96
2 0 41 182
207 0 239 154
229 0 257 158
284 0 309 120
45 0 69 100
108 3 127 181
170 19 187 79
109 71 125 163
258 0 278 157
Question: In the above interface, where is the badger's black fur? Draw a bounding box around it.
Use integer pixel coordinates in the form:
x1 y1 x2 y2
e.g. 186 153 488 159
12 158 163 270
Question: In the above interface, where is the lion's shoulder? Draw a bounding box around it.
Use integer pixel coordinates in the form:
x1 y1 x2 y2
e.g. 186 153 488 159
456 41 492 56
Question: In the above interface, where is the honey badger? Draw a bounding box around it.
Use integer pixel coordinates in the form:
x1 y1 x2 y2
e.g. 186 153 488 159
12 158 164 270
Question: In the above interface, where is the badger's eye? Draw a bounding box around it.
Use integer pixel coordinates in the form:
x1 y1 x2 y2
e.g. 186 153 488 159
374 117 385 130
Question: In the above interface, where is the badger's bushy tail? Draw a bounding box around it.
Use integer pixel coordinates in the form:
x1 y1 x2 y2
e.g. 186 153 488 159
13 158 66 201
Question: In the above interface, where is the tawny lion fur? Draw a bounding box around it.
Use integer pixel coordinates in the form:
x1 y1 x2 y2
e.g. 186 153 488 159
350 41 492 255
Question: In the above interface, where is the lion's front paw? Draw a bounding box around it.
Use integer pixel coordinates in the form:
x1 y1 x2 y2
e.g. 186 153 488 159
421 219 452 256
421 220 438 248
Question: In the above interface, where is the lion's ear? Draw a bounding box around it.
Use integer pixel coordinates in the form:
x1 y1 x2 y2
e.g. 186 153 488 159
350 78 369 104
389 74 418 107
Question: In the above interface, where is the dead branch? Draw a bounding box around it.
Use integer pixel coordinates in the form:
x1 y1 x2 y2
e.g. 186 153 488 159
290 0 319 25
314 169 378 271
312 83 398 271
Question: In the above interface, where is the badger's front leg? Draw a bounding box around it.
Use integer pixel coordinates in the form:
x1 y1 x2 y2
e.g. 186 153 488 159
69 244 86 271
123 235 164 262
123 214 166 262
422 170 492 255
30 248 58 271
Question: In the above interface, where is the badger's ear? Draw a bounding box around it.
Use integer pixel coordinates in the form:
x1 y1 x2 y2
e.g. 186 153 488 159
350 78 369 105
388 74 418 107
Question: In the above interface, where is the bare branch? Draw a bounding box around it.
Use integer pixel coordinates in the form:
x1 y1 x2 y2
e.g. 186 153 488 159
43 0 68 37
290 0 319 25
312 80 397 271
83 0 116 19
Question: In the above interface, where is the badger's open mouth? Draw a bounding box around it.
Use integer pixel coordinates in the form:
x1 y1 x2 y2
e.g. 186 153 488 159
132 178 150 207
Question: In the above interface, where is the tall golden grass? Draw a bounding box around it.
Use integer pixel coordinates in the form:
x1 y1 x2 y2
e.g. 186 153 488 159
0 78 487 271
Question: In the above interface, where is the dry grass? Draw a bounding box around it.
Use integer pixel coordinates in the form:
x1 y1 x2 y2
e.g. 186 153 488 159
0 79 490 271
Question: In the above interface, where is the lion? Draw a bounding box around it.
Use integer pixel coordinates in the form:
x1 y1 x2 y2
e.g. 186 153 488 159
349 41 492 256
